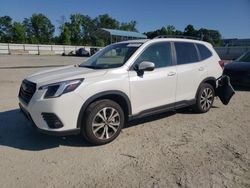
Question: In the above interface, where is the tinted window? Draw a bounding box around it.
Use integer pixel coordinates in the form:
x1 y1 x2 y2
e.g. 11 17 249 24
197 43 212 60
175 42 199 65
134 42 172 68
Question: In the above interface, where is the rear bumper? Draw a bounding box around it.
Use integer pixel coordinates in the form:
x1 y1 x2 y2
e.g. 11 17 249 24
19 103 80 136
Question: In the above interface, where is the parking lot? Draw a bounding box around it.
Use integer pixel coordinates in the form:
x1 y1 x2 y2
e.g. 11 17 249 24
0 55 250 188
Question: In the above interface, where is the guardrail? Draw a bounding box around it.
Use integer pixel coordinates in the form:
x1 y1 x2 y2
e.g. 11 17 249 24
0 43 249 60
0 43 102 55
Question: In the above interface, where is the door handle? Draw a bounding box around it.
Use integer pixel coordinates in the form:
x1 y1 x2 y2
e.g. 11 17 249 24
198 67 204 71
168 72 176 76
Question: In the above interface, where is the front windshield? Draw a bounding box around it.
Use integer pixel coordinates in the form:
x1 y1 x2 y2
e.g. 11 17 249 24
236 51 250 62
80 42 142 69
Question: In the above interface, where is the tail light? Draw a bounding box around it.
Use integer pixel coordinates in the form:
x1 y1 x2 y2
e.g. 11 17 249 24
219 60 225 69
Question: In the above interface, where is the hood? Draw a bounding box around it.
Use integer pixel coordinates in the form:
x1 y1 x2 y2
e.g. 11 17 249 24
26 64 107 86
225 61 250 71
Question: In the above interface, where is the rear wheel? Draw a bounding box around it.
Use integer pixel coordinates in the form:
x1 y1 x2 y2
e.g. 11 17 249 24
193 83 215 113
81 99 124 145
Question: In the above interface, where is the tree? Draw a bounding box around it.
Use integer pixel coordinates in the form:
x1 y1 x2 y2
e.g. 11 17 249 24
144 24 221 46
120 21 137 31
0 16 12 42
96 14 120 29
198 28 222 46
81 15 97 45
174 30 183 36
59 24 71 45
23 13 55 44
165 25 176 35
68 14 83 45
95 39 105 47
208 30 222 46
11 22 25 43
184 24 197 37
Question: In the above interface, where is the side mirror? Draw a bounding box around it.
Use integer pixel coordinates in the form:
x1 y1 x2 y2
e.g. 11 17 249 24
138 61 155 72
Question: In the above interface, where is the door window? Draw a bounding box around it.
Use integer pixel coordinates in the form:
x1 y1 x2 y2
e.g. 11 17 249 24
133 42 172 69
175 42 199 65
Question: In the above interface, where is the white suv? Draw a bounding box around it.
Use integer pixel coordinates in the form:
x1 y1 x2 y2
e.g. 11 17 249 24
19 37 225 145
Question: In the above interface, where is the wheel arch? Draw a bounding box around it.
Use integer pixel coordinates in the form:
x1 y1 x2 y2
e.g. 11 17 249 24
77 90 132 128
195 77 217 98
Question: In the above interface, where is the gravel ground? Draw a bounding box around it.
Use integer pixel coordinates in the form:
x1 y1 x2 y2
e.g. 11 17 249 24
0 55 250 188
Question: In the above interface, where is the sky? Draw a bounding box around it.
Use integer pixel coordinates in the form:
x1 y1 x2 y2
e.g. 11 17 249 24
0 0 249 39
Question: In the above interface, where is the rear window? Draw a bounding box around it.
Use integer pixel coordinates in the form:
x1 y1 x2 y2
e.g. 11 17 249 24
175 42 199 65
196 43 212 60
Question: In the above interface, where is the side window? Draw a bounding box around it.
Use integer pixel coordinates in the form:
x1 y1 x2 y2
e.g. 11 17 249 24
196 43 212 60
175 42 199 65
134 42 172 68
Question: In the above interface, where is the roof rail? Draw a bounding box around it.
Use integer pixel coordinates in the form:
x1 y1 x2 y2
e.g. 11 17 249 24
154 35 201 40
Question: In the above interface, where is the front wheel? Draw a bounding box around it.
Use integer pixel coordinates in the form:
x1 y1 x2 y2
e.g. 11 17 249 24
193 83 215 113
81 99 124 145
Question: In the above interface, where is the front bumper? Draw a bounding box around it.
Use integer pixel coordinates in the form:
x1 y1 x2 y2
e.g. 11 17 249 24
19 103 80 136
18 89 84 136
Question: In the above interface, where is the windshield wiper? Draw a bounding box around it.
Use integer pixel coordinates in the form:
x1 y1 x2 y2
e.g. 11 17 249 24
80 65 103 69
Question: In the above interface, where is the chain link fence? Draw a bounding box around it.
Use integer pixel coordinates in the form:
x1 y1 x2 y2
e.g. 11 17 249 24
215 46 250 60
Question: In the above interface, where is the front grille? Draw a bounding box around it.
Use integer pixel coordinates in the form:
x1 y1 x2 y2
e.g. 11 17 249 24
42 113 63 129
18 80 36 104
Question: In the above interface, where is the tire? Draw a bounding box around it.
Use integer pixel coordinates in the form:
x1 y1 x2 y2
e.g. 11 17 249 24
81 99 125 145
193 83 215 113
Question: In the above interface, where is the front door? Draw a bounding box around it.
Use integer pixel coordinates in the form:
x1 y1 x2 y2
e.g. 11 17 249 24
128 42 177 115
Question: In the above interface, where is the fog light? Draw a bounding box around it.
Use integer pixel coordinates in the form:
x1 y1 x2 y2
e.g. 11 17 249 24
41 113 63 129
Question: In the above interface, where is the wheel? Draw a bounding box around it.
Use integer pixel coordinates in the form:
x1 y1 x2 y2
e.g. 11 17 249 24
81 99 124 145
193 83 215 113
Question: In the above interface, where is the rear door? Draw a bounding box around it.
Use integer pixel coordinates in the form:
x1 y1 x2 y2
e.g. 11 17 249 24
174 42 207 102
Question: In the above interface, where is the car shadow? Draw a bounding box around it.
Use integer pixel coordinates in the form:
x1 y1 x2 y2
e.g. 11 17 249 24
0 108 179 151
0 109 93 151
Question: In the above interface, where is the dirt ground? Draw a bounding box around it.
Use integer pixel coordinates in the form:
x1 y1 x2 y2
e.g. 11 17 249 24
0 55 250 188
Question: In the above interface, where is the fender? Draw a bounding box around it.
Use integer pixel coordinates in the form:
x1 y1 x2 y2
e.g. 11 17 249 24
195 77 217 98
77 90 132 128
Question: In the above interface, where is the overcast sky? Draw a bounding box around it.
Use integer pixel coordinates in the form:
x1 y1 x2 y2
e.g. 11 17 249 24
0 0 249 39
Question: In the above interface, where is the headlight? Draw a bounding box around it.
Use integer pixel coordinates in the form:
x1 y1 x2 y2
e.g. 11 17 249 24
39 79 84 98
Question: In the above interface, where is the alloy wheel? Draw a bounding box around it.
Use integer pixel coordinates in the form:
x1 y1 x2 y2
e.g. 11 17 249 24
92 107 120 140
200 88 213 111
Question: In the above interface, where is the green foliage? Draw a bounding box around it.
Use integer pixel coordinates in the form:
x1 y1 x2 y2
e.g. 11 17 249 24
0 14 222 47
120 21 137 32
95 39 105 47
165 25 176 35
198 28 222 46
96 14 120 29
0 16 13 42
144 25 183 38
12 22 25 43
145 24 222 46
184 24 197 37
23 13 55 44
59 24 71 45
67 14 82 45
